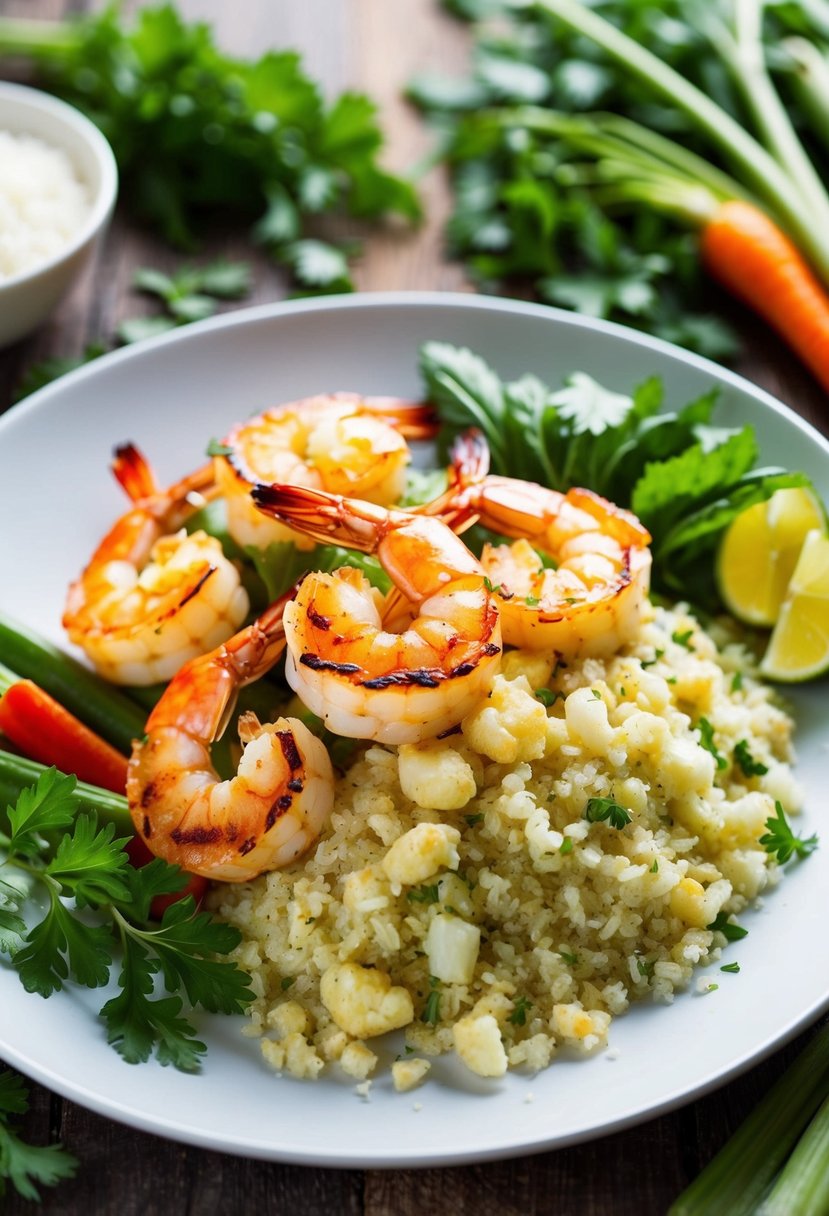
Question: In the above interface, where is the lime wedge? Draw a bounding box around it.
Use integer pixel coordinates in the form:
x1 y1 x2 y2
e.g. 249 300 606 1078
760 529 829 681
717 487 826 627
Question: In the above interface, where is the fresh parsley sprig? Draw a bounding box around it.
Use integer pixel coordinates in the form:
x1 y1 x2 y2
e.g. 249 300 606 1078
0 1071 77 1202
760 801 819 865
585 797 632 829
0 769 254 1072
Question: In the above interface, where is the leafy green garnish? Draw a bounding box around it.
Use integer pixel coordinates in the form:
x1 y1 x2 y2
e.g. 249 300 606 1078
0 770 254 1071
12 344 106 403
760 802 819 865
419 342 810 605
0 1071 77 1202
584 797 632 829
697 717 728 771
721 962 741 974
733 740 769 778
407 884 441 905
422 976 442 1025
707 912 748 941
118 260 252 344
560 837 573 854
0 4 419 286
508 995 533 1026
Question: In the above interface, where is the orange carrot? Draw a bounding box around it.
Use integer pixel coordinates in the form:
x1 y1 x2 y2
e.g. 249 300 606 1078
0 679 128 794
701 200 829 392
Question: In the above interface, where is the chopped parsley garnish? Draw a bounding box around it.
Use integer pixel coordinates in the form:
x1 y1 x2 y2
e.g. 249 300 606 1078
591 688 602 700
280 976 296 991
464 813 483 827
407 883 441 904
525 594 540 607
641 649 664 668
707 911 748 941
650 859 659 873
720 962 741 974
560 837 574 855
704 983 719 993
760 802 819 864
636 957 655 977
534 687 561 707
585 797 632 829
671 629 694 649
558 949 579 966
731 671 744 693
422 977 442 1025
698 717 728 770
733 740 769 778
508 995 534 1026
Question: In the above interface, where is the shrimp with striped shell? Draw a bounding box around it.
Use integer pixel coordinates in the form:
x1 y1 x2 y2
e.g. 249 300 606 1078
63 444 249 685
215 392 436 552
250 484 502 745
127 593 334 882
436 431 653 658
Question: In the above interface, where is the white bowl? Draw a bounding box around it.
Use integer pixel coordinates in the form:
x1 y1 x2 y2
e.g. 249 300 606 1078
0 81 118 347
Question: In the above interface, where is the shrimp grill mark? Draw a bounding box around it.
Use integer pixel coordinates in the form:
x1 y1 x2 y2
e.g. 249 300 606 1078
288 778 304 792
300 653 362 675
171 825 223 845
177 565 216 609
141 782 157 809
142 815 152 839
265 793 294 832
437 723 463 739
277 730 303 771
482 643 501 656
239 837 257 855
306 604 331 630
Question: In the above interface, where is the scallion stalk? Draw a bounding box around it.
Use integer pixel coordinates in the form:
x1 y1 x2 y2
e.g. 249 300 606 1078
668 1022 829 1215
0 615 145 754
530 0 829 285
0 749 132 834
758 1092 829 1216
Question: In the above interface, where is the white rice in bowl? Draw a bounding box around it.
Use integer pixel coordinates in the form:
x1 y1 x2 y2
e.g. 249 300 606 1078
209 602 802 1087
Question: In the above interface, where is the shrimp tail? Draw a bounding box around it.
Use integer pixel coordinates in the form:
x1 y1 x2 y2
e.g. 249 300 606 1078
252 483 388 553
415 428 490 533
111 443 161 503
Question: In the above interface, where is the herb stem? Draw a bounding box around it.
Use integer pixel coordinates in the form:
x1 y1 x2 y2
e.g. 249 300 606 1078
530 0 829 285
784 37 829 158
0 17 81 58
668 1022 829 1215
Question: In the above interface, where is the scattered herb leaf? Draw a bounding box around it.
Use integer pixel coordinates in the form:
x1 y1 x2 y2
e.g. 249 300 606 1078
760 802 819 865
585 797 632 829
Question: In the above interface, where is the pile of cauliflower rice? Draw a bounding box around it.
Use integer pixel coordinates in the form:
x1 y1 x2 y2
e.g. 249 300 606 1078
210 601 801 1092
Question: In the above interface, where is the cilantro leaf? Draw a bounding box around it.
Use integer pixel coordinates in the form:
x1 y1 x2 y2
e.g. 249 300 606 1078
6 770 77 858
508 995 533 1025
129 901 252 1014
707 911 748 941
733 741 769 778
760 802 819 864
585 797 632 829
100 936 206 1071
697 717 727 771
0 1072 77 1201
14 895 113 995
46 815 132 907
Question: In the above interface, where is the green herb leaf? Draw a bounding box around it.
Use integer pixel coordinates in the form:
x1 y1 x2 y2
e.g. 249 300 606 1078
697 717 727 771
733 740 769 778
407 884 441 905
760 802 819 864
707 912 748 941
585 797 632 829
508 995 533 1025
422 977 442 1025
0 1072 77 1201
721 962 741 973
6 768 77 858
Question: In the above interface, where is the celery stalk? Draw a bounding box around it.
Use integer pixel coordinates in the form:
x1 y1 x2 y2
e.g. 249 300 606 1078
668 1023 829 1215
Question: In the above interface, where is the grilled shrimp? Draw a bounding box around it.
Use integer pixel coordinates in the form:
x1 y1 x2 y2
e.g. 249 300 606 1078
215 392 436 552
440 432 652 658
127 594 334 882
63 444 249 685
251 484 502 745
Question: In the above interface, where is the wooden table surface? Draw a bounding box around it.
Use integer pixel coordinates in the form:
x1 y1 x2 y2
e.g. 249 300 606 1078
1 1 827 1212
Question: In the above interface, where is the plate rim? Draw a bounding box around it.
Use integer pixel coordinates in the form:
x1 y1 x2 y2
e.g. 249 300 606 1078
1 290 827 1168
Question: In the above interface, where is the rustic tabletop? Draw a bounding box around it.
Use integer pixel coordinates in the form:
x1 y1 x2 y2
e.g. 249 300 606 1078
1 1 827 1213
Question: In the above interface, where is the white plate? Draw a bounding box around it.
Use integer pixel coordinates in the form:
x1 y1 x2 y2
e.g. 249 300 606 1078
1 293 827 1168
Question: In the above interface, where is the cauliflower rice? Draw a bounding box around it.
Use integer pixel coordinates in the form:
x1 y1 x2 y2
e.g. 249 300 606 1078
210 602 801 1087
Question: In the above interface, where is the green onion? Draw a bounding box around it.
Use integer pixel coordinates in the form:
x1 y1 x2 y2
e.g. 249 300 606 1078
0 615 145 754
0 750 132 835
759 1093 829 1215
668 1023 829 1214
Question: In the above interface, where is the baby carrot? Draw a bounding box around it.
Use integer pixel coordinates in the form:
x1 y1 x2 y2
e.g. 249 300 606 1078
701 200 829 392
0 678 128 794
